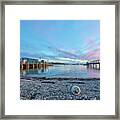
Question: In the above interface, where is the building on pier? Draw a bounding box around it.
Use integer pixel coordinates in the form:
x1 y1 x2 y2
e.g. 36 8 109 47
20 57 52 70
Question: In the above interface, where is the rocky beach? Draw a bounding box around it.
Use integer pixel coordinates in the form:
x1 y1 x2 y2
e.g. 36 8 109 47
20 77 100 100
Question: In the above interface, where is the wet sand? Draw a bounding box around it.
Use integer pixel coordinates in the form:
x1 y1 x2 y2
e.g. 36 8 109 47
20 77 100 100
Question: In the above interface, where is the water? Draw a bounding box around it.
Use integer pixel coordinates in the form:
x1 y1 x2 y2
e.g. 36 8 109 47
20 65 100 78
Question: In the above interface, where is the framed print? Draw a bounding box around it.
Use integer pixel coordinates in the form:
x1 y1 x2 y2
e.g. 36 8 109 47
0 0 119 119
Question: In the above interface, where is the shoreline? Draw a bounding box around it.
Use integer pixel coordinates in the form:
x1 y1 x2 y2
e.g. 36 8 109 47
20 76 100 81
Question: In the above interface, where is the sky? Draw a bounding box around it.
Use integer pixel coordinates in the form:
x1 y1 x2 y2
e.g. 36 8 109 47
20 20 100 63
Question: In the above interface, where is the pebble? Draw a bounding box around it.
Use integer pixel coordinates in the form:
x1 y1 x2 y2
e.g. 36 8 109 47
20 78 100 100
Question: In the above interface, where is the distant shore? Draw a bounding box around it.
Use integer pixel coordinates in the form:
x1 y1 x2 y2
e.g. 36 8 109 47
21 76 100 80
20 77 100 100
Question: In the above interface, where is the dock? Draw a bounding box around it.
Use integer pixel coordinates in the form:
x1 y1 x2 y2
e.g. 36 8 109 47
20 58 53 70
86 60 100 70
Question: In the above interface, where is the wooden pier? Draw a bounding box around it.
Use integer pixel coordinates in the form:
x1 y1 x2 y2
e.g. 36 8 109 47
86 60 100 70
20 58 53 70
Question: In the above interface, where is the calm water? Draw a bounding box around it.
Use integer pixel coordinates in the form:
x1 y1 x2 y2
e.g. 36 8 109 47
20 65 100 78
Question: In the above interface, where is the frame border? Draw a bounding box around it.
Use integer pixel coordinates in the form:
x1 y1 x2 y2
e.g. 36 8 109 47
0 0 119 119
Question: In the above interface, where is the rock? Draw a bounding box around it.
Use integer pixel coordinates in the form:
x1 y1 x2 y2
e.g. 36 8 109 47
71 86 81 96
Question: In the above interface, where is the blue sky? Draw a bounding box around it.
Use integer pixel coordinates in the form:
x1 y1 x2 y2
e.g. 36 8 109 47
20 20 100 63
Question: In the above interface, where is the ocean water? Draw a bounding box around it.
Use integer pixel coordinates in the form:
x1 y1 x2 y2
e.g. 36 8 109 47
20 65 100 78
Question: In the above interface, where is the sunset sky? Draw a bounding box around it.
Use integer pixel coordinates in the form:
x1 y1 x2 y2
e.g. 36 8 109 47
20 20 100 63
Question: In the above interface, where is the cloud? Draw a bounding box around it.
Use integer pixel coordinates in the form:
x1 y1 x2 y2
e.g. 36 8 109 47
48 57 88 63
47 46 79 59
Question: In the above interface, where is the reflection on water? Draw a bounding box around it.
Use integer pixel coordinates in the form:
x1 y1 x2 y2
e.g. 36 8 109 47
20 65 100 78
